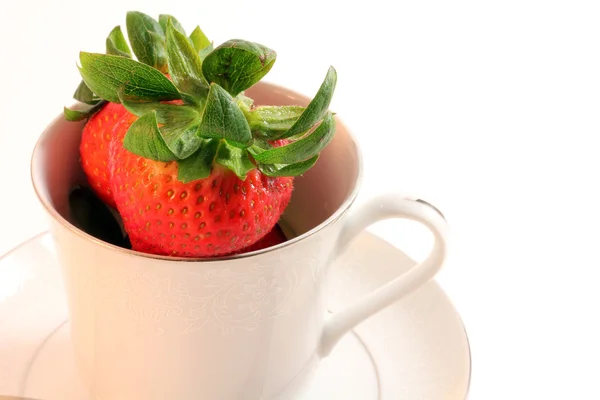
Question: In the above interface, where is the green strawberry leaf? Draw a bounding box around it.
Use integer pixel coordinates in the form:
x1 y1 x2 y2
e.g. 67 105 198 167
215 141 255 179
253 112 335 164
106 26 132 58
64 101 107 121
258 155 319 177
73 80 99 105
64 107 88 122
165 19 209 100
160 117 203 160
199 83 253 147
177 139 219 183
202 39 276 97
247 138 271 154
78 53 181 103
118 92 198 123
108 94 203 160
159 14 186 35
245 105 305 138
126 11 167 72
274 66 337 139
123 111 177 162
72 25 131 108
189 25 211 54
199 44 214 61
121 90 203 159
236 93 254 111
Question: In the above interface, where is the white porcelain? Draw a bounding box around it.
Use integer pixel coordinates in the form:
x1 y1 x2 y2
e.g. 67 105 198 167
30 82 449 400
0 232 470 400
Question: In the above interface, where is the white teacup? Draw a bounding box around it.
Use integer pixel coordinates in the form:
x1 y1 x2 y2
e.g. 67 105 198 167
31 82 448 400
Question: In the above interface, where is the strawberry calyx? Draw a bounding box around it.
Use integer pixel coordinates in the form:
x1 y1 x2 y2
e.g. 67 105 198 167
64 11 337 182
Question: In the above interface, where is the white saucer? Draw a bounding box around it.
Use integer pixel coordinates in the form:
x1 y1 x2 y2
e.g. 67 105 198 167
0 232 470 400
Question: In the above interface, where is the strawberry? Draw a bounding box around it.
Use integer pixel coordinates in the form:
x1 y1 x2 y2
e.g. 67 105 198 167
108 113 293 256
64 12 337 257
79 102 128 208
242 224 288 253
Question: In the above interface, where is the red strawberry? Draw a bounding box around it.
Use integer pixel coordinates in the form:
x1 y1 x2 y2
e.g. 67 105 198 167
242 224 287 253
79 98 182 208
79 102 128 208
65 12 337 258
108 114 293 257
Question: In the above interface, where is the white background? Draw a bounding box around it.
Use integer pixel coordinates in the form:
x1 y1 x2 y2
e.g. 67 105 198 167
1 0 600 398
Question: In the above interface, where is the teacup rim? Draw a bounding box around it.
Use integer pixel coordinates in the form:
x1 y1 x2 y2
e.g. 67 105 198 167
30 81 364 263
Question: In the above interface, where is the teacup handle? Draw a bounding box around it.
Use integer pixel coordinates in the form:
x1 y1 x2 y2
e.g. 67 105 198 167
319 194 449 357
